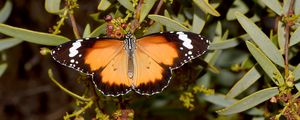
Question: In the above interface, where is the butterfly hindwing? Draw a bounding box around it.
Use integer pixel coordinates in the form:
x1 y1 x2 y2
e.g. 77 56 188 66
51 38 131 96
133 47 172 95
93 48 132 96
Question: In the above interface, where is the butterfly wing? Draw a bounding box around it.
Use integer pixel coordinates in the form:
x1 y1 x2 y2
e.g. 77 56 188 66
51 38 132 96
133 31 209 95
133 47 172 95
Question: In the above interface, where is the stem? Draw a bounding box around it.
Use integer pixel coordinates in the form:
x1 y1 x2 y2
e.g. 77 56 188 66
149 0 164 25
284 0 295 78
69 13 81 39
48 69 91 102
130 0 144 32
64 100 94 119
52 9 68 34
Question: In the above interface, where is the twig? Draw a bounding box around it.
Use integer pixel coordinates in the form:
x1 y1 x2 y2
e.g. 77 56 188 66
130 0 144 32
149 0 164 25
48 69 92 102
284 0 295 78
69 13 81 39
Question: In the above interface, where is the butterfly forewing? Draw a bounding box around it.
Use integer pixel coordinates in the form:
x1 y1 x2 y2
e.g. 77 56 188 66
137 32 209 69
51 38 132 96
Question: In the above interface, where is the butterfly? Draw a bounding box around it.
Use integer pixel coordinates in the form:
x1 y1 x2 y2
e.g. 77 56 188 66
51 31 209 96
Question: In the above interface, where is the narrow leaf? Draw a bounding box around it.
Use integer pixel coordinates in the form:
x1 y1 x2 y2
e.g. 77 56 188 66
217 87 279 115
192 4 206 33
163 10 175 31
226 0 249 20
296 83 300 91
226 64 262 98
148 15 189 31
294 63 300 81
0 38 23 51
209 39 240 50
246 41 284 85
0 24 69 46
117 0 134 12
203 94 235 107
139 0 156 23
97 0 111 11
261 0 283 15
203 94 264 115
0 0 12 23
283 0 291 14
0 63 7 77
295 0 300 15
89 23 107 37
277 21 285 51
290 25 300 46
83 24 91 38
45 0 62 14
235 12 285 67
192 0 220 16
144 22 161 35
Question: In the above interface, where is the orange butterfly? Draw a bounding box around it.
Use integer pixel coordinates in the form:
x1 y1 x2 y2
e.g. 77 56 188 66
51 31 209 96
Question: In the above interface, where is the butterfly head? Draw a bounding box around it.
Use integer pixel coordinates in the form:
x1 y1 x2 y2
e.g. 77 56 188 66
125 32 135 40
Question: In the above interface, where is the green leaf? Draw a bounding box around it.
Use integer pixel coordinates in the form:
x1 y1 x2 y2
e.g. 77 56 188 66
0 63 7 77
117 0 134 12
226 0 249 20
209 39 240 50
226 65 262 98
294 63 300 81
83 24 91 38
163 10 175 31
0 38 23 51
97 0 112 11
246 41 284 85
0 0 12 23
0 24 69 46
290 25 300 47
144 22 161 35
148 15 189 31
203 94 235 107
283 0 291 14
89 23 107 37
203 94 264 116
295 0 300 15
261 0 283 15
45 0 62 14
139 0 156 23
217 87 279 115
277 21 285 52
192 4 206 33
295 83 300 91
192 0 220 16
235 12 285 67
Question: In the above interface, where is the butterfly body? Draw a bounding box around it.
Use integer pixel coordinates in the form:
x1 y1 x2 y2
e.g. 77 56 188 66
51 31 209 96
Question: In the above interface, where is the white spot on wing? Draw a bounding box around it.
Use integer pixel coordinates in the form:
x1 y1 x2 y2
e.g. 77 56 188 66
70 59 75 63
188 51 192 55
176 32 193 49
69 40 82 57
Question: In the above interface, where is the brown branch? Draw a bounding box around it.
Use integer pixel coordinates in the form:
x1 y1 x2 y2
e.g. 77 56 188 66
284 0 295 78
130 0 144 33
69 13 81 39
149 0 164 25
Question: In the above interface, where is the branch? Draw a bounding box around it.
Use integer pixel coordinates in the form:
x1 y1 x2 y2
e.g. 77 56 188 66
284 0 295 78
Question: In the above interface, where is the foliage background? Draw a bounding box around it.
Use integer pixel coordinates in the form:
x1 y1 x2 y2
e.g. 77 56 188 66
0 0 300 120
